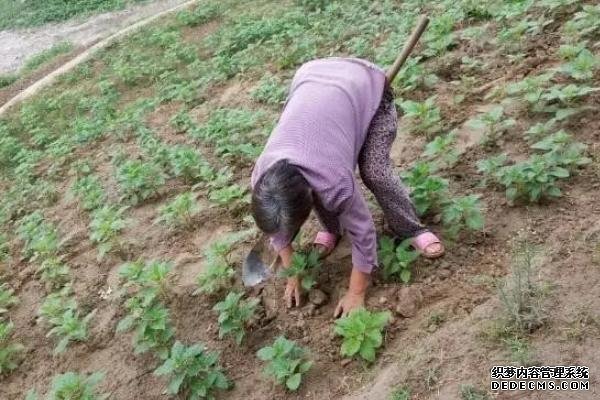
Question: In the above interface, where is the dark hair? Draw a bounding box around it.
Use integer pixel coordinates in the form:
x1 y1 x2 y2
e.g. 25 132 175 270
252 159 313 237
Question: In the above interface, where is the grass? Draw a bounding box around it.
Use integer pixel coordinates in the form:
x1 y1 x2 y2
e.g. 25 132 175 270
0 74 18 89
0 0 148 30
22 42 74 73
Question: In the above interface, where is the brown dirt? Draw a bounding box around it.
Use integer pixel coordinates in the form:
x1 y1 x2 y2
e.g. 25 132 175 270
2 5 600 400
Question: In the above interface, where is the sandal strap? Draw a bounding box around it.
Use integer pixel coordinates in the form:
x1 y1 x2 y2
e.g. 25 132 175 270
314 231 338 252
411 231 441 251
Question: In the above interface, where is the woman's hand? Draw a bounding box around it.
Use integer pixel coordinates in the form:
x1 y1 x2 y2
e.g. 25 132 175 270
334 290 365 317
284 276 302 308
334 267 370 318
278 245 302 309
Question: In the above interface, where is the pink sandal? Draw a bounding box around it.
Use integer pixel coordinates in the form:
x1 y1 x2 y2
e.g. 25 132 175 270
411 231 445 259
313 231 338 257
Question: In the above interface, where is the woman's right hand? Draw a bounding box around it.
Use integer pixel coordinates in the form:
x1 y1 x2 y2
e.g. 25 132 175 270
284 276 302 308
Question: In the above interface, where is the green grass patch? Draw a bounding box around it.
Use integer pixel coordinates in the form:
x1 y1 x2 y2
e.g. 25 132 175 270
23 42 74 73
0 0 148 30
0 74 18 89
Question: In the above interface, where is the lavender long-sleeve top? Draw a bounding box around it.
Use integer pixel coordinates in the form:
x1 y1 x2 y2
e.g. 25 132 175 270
251 58 387 273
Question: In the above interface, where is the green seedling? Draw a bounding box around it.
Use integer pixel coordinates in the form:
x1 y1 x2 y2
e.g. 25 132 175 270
257 336 312 391
195 263 234 296
563 5 600 39
47 371 108 400
401 162 449 216
466 105 516 147
0 283 18 314
441 195 485 238
476 154 508 186
117 260 174 358
504 72 554 106
208 184 248 207
176 2 222 27
423 131 460 169
334 308 391 362
531 131 590 170
251 74 287 105
559 48 599 81
38 257 71 290
156 192 201 228
89 206 127 260
117 293 174 359
377 237 418 283
423 14 456 57
525 120 556 142
70 175 105 211
0 321 24 375
39 289 93 354
494 155 570 203
213 292 259 345
17 212 60 261
398 96 442 136
155 340 230 399
116 160 166 205
280 249 321 290
393 57 438 93
169 146 207 183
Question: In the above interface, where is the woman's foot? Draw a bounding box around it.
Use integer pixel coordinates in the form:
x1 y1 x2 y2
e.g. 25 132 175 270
411 231 445 259
313 231 338 258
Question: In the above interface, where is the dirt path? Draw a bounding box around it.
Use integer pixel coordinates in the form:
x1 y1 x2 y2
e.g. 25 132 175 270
0 0 191 75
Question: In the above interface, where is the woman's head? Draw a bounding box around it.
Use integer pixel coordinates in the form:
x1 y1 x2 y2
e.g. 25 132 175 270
252 159 313 238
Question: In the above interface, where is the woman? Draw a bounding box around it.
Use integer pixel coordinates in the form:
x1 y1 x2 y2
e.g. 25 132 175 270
250 57 444 317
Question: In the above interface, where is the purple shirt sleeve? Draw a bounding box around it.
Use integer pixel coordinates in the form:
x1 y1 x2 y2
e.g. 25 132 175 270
269 231 292 253
338 179 378 274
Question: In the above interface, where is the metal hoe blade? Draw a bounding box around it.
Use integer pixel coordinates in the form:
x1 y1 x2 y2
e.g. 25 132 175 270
242 235 276 287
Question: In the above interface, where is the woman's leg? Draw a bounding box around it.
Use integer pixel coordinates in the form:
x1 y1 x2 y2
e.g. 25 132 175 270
358 87 426 238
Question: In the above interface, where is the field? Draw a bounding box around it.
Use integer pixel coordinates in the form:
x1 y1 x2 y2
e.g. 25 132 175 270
1 0 600 399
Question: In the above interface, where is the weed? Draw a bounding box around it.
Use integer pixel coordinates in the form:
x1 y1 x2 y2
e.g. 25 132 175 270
0 321 24 374
377 237 418 283
398 96 442 136
257 336 312 391
0 283 18 314
497 238 546 334
334 308 391 362
213 292 259 345
401 162 449 216
466 105 516 147
390 387 411 400
441 195 485 238
155 340 230 399
89 206 127 260
155 192 201 228
503 336 532 365
47 371 107 400
280 249 321 290
459 384 490 400
116 160 166 204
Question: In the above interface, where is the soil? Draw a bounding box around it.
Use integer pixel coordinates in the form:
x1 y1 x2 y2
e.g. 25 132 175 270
2 3 600 400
